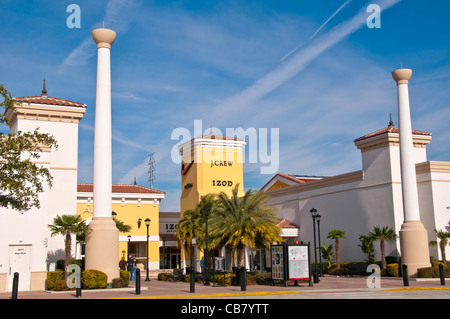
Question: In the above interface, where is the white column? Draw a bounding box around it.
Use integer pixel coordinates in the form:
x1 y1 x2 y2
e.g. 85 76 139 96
93 41 113 218
85 28 119 282
395 70 421 221
392 68 430 277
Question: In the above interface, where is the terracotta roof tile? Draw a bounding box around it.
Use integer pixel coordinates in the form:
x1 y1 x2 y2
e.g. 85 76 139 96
77 183 164 194
277 218 299 229
354 125 431 142
14 95 87 108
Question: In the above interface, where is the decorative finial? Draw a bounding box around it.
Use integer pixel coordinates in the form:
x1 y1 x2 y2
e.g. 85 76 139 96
134 177 137 185
41 78 48 98
388 113 394 127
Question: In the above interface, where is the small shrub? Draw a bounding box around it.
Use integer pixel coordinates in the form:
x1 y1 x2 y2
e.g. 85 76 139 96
82 269 108 289
431 260 449 268
112 277 124 288
386 263 401 277
418 267 438 278
53 279 69 291
120 269 129 287
47 270 65 290
158 273 167 281
215 273 236 286
418 266 450 278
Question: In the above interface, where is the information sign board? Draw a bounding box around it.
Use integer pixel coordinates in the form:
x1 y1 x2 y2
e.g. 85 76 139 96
287 245 309 280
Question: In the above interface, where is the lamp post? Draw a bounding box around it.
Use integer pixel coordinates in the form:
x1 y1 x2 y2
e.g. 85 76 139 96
162 235 166 269
145 218 151 281
203 206 210 286
127 235 131 260
190 238 197 293
310 208 319 283
316 213 322 276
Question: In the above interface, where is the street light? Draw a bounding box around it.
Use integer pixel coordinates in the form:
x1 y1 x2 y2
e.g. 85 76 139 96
127 235 131 260
190 238 197 293
161 235 166 269
310 208 319 283
316 213 322 276
145 218 151 281
203 205 210 286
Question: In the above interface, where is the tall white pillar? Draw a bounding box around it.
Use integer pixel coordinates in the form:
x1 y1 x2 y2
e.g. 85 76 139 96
392 68 430 276
84 28 119 282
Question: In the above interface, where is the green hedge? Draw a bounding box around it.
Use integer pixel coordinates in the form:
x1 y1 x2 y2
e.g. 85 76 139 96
47 270 65 290
81 269 108 289
48 268 128 290
418 263 450 278
386 263 401 277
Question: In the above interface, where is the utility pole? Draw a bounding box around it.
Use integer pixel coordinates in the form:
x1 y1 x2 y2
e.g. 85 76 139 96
148 152 155 189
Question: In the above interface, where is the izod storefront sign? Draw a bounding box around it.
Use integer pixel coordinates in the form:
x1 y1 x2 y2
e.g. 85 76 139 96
210 160 233 167
212 180 233 187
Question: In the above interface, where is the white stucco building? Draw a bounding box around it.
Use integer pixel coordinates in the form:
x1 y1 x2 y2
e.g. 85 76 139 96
262 121 450 264
0 85 86 292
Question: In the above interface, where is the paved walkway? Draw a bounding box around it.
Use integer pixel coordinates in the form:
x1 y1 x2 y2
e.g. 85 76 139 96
1 275 449 300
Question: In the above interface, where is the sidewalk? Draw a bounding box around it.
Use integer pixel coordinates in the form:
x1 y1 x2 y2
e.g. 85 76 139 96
1 275 449 300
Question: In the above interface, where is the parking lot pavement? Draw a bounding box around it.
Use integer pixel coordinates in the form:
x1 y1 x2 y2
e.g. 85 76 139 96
1 275 449 300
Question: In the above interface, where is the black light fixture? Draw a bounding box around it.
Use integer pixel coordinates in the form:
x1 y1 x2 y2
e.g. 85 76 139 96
190 238 197 293
137 218 142 229
316 214 323 276
127 235 131 261
310 208 319 283
145 218 151 281
203 206 210 286
162 235 166 269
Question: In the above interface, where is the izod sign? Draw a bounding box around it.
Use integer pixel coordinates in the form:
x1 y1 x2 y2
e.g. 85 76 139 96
163 223 177 233
212 180 233 187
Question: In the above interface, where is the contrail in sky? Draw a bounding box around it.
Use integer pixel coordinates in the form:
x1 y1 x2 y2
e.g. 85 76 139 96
215 0 401 116
280 0 353 62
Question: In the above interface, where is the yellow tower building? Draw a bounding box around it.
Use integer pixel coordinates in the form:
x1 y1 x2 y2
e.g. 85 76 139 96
179 134 247 213
178 134 246 271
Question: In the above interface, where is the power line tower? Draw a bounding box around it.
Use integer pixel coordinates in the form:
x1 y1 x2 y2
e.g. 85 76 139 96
148 152 155 189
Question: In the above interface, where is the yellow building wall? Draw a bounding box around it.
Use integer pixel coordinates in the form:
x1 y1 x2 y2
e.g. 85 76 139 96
77 201 160 265
181 145 245 214
267 180 290 191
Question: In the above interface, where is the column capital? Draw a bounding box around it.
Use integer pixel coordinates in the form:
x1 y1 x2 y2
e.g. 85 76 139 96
92 28 116 49
392 68 412 85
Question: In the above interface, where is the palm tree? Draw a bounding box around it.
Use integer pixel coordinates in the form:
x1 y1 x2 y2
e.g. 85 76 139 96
358 234 375 264
320 242 334 269
176 193 221 268
209 184 282 268
327 229 346 269
176 194 220 248
113 217 132 233
369 225 397 270
48 214 89 278
429 229 450 265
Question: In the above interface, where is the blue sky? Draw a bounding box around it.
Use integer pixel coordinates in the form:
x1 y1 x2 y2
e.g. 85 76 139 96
1 0 450 212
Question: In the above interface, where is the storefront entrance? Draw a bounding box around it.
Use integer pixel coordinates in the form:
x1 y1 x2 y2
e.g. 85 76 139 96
160 247 180 269
249 248 266 272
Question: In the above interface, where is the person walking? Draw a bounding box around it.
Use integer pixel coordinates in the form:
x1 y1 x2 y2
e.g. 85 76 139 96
129 255 138 281
119 257 127 270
